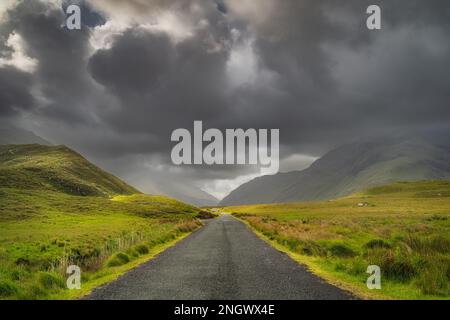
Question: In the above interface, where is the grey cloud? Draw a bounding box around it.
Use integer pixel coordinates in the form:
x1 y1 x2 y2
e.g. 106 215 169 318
0 66 34 116
89 29 173 93
87 24 232 155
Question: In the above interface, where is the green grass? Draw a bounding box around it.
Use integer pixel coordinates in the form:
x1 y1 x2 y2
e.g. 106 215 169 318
0 144 203 299
0 188 202 300
226 180 450 300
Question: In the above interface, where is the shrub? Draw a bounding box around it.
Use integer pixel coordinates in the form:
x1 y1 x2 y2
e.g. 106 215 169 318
364 239 392 250
38 272 65 290
330 244 356 258
106 252 130 267
135 244 149 255
0 279 18 298
196 211 216 219
285 238 300 252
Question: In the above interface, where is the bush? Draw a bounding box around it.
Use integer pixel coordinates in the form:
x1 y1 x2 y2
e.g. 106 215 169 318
330 244 356 258
135 244 149 255
0 279 18 298
364 239 392 250
196 211 216 219
38 272 65 290
106 252 130 267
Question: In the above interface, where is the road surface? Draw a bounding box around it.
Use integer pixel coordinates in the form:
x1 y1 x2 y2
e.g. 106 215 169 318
86 215 353 300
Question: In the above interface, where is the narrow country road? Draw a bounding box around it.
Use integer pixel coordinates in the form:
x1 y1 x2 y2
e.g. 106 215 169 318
86 215 353 300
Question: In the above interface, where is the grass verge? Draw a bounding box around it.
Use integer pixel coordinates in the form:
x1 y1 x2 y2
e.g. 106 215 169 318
226 180 450 300
50 232 194 300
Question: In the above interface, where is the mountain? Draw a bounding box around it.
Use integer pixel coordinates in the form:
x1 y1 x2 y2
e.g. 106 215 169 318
0 125 51 145
0 125 217 206
0 144 139 197
149 182 219 207
220 132 450 206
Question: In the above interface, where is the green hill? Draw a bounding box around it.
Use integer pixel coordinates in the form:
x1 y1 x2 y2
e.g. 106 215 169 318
0 144 138 197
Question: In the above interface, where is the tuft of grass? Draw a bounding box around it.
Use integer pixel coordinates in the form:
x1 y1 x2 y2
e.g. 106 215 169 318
0 279 18 298
106 252 130 267
38 272 66 290
330 244 357 258
416 264 449 296
134 244 149 255
364 239 392 250
405 235 450 254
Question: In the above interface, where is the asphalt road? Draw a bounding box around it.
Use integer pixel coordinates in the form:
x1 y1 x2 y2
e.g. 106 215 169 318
86 215 353 300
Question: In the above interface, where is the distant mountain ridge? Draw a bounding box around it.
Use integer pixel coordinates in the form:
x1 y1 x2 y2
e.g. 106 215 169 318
220 132 450 206
150 183 219 207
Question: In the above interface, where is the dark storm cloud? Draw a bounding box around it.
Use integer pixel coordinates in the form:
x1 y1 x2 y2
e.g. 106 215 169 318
1 0 450 198
2 0 102 124
89 30 173 93
87 21 232 154
0 66 34 116
224 0 450 153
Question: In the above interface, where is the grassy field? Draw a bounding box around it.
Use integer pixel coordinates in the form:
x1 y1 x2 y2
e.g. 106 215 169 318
225 180 450 299
0 145 204 299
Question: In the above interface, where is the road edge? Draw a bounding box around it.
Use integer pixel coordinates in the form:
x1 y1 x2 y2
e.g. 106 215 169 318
51 223 206 300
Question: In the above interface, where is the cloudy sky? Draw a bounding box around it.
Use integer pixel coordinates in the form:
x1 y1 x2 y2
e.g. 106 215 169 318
1 0 450 200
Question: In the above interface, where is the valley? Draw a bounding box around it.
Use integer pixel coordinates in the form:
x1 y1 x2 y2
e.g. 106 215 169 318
1 143 449 300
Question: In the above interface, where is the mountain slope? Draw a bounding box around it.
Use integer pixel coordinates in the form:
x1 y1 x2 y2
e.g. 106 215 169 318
220 133 450 206
0 125 217 206
141 181 219 207
0 144 139 197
